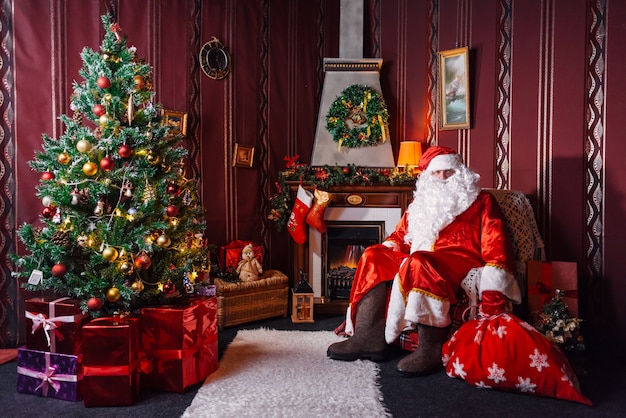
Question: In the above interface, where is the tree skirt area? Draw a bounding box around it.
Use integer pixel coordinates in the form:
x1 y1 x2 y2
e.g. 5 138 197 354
183 329 390 417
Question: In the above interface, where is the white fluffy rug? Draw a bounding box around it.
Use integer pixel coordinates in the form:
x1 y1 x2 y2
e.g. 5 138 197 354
182 329 390 417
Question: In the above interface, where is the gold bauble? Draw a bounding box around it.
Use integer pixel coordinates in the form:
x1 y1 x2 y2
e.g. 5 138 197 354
146 151 160 165
102 246 119 262
57 152 71 165
76 139 92 153
119 260 134 275
131 280 144 292
156 234 171 248
106 286 121 302
82 161 98 176
99 114 112 127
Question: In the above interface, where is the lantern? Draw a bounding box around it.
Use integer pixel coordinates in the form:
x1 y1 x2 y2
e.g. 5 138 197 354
291 271 314 323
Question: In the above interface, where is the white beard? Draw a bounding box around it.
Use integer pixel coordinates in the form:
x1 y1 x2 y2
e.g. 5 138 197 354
404 166 481 253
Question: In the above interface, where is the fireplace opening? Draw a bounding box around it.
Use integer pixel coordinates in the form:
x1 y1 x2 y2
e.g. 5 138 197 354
323 221 384 300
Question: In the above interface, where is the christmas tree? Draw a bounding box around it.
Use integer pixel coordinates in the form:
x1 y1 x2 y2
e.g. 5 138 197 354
12 15 211 315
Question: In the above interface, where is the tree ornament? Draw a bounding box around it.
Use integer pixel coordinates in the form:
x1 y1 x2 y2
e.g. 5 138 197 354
325 84 389 150
57 152 71 165
166 183 181 196
82 161 98 176
51 263 67 277
76 234 88 247
87 296 103 311
76 139 92 153
93 104 106 117
156 234 171 248
118 144 132 158
106 286 121 303
41 171 55 181
70 189 81 205
127 92 134 124
119 260 134 275
72 111 84 126
131 280 144 292
51 230 71 247
166 205 179 217
142 179 155 204
97 75 111 89
162 280 175 294
94 199 105 216
102 246 119 262
99 114 112 127
41 196 54 208
134 252 152 270
133 75 146 90
42 206 54 218
146 151 160 165
99 155 114 171
103 93 112 104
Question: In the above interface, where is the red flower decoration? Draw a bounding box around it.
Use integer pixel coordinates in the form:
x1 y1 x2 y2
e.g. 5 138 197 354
283 155 300 169
315 169 329 181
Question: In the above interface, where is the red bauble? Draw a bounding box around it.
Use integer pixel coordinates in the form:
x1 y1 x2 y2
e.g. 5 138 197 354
97 76 111 89
166 183 180 195
162 281 175 294
118 144 132 158
166 205 179 217
99 156 115 171
86 297 103 311
41 171 55 181
134 253 152 270
42 206 54 218
93 104 106 117
342 167 350 174
51 263 67 277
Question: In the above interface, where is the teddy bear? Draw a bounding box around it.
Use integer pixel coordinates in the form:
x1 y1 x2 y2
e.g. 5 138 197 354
236 244 263 282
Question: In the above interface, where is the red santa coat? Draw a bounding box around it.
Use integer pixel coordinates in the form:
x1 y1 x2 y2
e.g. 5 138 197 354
344 191 521 341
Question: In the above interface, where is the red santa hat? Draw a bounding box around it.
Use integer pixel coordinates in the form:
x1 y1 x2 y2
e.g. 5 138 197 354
417 146 463 173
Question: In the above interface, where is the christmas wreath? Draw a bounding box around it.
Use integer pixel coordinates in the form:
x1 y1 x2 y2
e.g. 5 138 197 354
325 84 389 150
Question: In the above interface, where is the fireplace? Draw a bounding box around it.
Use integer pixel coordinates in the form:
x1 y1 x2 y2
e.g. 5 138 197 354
287 182 414 313
323 221 385 300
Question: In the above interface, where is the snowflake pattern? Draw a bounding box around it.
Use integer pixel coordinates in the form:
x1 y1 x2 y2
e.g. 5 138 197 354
516 376 537 393
452 357 467 379
475 381 492 389
487 362 507 384
491 325 508 338
529 348 550 372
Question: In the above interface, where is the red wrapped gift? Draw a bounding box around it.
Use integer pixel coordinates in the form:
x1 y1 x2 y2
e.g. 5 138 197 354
140 296 218 393
82 316 141 407
528 260 579 319
24 297 90 354
16 346 82 402
219 240 264 269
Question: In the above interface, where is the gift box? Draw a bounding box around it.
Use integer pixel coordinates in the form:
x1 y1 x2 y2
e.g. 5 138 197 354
140 296 218 393
219 240 263 269
528 260 579 319
16 346 82 401
82 316 141 407
24 296 90 354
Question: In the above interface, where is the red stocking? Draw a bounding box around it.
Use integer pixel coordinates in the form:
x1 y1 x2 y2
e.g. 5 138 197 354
287 185 313 244
306 188 331 233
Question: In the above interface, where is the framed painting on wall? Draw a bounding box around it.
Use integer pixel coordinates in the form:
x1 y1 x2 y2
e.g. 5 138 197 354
232 143 254 168
162 110 188 137
438 47 470 130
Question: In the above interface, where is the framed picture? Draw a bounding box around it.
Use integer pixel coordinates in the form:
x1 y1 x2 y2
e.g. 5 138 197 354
233 143 254 168
162 110 188 137
438 47 470 130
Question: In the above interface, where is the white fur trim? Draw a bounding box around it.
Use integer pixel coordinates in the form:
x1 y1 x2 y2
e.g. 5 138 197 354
477 264 522 303
384 275 408 343
424 153 462 174
344 305 354 336
382 240 400 251
296 185 314 206
404 291 451 328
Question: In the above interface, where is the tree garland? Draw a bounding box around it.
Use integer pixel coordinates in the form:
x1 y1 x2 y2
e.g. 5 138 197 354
325 84 389 150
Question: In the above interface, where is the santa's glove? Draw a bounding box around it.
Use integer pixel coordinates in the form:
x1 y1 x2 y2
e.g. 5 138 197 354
479 290 508 317
287 185 314 244
306 188 331 233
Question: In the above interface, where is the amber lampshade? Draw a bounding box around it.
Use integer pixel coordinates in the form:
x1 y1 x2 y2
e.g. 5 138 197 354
397 141 423 171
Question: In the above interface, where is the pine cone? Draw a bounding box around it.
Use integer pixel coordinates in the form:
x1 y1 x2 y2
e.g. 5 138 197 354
51 230 71 247
73 111 83 126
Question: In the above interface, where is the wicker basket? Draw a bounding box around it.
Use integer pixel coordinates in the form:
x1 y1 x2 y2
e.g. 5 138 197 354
215 270 289 330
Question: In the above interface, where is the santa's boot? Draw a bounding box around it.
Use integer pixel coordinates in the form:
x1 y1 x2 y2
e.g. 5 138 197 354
395 323 450 377
327 283 388 362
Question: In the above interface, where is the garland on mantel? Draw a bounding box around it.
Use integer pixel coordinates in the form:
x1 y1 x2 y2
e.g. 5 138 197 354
268 155 416 231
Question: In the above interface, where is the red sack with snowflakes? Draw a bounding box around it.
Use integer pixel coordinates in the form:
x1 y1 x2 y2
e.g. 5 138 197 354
442 291 592 405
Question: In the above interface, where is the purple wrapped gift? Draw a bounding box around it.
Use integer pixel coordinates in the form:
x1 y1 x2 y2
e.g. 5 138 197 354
17 346 82 402
196 284 216 297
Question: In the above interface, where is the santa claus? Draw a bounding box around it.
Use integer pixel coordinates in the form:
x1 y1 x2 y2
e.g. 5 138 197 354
327 146 521 376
